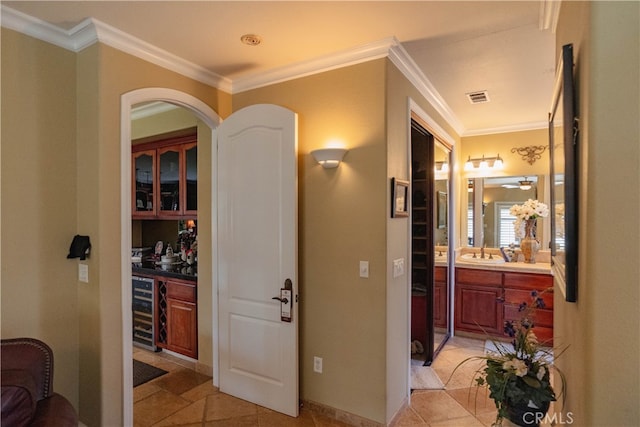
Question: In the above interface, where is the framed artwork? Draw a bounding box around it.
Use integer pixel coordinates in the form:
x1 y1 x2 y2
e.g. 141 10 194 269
391 178 409 218
437 191 447 228
549 43 578 303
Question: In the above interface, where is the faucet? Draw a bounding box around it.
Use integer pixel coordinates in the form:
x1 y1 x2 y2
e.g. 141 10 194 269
480 245 485 259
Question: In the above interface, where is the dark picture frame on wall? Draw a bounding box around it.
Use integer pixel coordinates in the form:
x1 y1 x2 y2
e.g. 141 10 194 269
391 178 409 218
549 43 579 303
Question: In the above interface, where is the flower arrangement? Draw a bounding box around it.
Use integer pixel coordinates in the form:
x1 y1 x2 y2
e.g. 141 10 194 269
449 290 566 426
510 199 549 239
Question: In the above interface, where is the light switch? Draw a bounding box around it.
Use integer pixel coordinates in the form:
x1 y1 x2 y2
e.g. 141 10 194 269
393 258 405 278
359 261 369 278
78 263 89 283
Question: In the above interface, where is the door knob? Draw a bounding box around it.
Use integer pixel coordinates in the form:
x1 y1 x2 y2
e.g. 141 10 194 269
272 296 289 304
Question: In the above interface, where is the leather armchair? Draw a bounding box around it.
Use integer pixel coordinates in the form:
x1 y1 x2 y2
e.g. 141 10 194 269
1 338 78 427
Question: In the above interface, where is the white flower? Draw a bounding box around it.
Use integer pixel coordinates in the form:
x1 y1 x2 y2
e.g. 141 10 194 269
503 359 528 377
511 200 549 238
537 366 547 380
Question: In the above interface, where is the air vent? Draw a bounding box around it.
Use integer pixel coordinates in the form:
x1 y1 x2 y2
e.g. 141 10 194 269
466 91 490 104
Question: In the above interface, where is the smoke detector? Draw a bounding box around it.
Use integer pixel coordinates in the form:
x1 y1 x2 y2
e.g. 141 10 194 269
466 90 490 104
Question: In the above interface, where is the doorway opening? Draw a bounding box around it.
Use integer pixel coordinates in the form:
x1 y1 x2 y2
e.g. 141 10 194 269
120 88 220 426
409 117 452 367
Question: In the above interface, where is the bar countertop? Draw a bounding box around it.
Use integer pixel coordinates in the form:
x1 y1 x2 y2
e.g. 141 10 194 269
132 259 197 281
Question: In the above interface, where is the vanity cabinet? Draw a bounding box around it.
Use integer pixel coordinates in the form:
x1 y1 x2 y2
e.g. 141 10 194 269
502 272 553 345
434 266 448 328
455 268 503 336
132 129 197 219
454 268 554 345
156 277 198 358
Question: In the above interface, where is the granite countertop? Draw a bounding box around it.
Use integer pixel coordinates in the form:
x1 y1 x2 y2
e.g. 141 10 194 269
132 258 197 281
454 259 552 274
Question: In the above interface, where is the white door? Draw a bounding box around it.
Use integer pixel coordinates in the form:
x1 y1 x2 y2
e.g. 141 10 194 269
217 104 298 417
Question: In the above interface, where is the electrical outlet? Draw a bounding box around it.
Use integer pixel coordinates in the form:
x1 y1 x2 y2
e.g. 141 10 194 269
393 258 405 278
313 356 323 373
359 261 369 278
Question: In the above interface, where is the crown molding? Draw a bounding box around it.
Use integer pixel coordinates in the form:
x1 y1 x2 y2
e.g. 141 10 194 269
539 0 562 33
462 120 548 137
1 5 82 50
131 101 181 121
1 5 232 93
388 41 464 136
2 5 466 135
231 37 395 93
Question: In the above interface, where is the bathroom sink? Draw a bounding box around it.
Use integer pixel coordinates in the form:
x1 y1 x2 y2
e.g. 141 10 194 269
459 253 505 264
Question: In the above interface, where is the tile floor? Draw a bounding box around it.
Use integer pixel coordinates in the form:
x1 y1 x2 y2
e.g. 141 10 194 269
133 336 501 427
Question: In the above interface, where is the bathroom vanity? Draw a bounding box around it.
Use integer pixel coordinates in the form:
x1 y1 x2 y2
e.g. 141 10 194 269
454 253 554 345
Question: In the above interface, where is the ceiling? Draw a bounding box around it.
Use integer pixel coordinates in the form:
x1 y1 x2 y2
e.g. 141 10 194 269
3 1 558 136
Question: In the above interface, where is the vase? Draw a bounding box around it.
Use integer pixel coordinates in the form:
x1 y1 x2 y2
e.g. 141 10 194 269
505 400 550 426
520 219 539 264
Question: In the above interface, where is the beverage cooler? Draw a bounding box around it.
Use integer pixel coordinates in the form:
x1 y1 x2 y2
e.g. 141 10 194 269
132 275 157 351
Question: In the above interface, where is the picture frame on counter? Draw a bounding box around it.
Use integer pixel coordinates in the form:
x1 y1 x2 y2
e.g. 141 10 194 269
391 177 409 218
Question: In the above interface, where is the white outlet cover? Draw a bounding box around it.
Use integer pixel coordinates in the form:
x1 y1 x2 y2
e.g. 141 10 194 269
393 258 405 278
78 263 89 283
359 261 369 278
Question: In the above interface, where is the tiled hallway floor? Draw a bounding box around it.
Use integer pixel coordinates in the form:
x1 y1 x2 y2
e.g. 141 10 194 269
133 337 500 426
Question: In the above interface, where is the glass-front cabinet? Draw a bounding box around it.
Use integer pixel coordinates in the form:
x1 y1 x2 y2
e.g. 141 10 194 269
184 143 198 215
132 129 197 220
133 150 156 217
158 147 181 215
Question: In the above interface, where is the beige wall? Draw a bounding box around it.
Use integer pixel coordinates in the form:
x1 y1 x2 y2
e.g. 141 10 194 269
461 129 550 179
80 42 229 426
1 28 80 408
554 1 639 425
131 105 199 140
384 61 461 422
2 29 231 426
233 60 389 423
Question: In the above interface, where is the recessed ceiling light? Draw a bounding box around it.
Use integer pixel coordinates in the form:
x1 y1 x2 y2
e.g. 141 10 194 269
240 34 262 46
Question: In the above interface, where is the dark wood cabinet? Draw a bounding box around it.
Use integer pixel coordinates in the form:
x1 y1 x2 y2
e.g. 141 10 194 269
156 277 198 358
455 268 503 336
132 129 197 220
434 266 448 329
454 267 554 344
503 272 554 345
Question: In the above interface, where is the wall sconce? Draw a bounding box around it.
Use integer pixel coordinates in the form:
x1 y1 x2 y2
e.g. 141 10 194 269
464 154 504 172
311 148 348 169
467 180 474 193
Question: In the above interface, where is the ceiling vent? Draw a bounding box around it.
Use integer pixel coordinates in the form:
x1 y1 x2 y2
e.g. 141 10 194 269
466 91 490 104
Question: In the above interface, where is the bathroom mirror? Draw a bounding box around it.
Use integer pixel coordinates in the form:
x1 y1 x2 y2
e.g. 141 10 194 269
466 175 545 248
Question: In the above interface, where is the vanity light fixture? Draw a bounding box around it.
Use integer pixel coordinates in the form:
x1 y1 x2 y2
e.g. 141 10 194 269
519 177 534 190
434 161 449 173
464 154 504 172
311 148 348 169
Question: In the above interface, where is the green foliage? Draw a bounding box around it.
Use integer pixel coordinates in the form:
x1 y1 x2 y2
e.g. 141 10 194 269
447 289 566 425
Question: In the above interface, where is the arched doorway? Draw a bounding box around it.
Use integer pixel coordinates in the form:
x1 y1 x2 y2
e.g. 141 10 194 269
120 88 220 425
